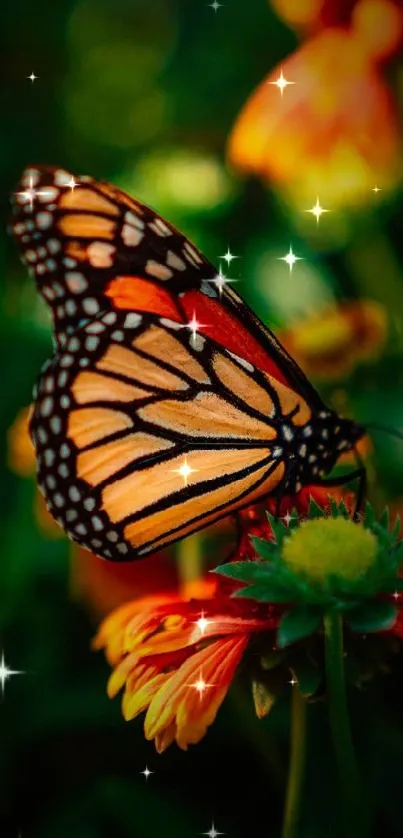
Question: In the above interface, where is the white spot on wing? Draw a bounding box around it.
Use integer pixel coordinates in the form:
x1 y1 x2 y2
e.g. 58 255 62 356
166 251 186 271
227 351 254 373
36 212 52 230
124 313 143 329
122 225 143 247
87 241 115 267
66 272 88 293
146 261 173 281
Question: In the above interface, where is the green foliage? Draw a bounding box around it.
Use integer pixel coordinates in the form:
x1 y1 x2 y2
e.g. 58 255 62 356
277 606 322 648
347 601 399 633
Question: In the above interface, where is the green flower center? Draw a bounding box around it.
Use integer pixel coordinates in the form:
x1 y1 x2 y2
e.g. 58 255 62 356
282 518 377 584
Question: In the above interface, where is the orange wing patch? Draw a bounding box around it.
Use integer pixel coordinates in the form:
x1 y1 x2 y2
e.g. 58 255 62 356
264 376 312 426
105 276 182 321
59 188 119 215
212 353 275 418
134 326 210 384
124 461 285 551
77 433 173 486
58 214 115 239
102 447 273 525
138 392 276 440
68 407 133 448
72 371 153 405
97 345 188 390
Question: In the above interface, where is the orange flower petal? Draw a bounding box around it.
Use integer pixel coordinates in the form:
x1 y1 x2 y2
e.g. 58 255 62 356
123 673 168 721
107 651 140 698
175 637 248 750
155 722 178 754
144 636 248 745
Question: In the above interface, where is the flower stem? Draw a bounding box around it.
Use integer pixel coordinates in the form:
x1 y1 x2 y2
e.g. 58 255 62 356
282 686 307 838
323 610 370 837
176 532 203 598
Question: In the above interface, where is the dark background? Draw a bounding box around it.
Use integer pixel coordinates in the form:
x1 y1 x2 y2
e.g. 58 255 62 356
2 1 403 835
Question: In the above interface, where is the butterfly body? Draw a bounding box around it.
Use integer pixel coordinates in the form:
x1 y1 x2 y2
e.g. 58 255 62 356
12 167 364 560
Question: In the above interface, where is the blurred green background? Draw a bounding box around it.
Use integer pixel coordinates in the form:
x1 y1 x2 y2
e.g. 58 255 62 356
2 0 403 835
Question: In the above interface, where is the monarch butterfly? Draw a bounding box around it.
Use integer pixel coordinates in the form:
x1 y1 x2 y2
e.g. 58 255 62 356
11 166 365 561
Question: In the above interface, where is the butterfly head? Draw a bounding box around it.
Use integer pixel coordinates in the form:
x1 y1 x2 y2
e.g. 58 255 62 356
281 410 366 493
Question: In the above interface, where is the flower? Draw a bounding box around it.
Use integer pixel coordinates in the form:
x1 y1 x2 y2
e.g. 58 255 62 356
228 4 402 208
93 574 279 751
95 497 403 746
277 300 387 380
217 501 403 646
271 0 403 57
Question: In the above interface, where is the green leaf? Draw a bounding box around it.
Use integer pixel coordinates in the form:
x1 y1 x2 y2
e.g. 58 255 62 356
308 497 325 519
277 606 322 648
391 514 402 543
328 495 340 518
233 582 293 602
251 678 277 719
379 507 390 530
213 561 271 583
260 649 286 670
377 578 403 594
364 501 376 530
394 543 403 566
338 500 350 518
267 514 288 546
347 600 398 633
251 536 277 561
289 655 322 697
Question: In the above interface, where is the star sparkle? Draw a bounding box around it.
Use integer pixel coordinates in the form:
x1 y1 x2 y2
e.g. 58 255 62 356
305 197 329 224
392 591 400 601
269 69 294 96
289 677 297 686
372 185 382 194
183 311 208 347
66 176 78 191
194 611 211 635
188 671 214 697
208 266 237 296
278 246 303 273
220 247 239 267
27 72 38 83
0 650 24 697
208 0 223 11
282 511 296 527
140 766 153 780
171 456 199 486
202 824 225 838
15 175 55 211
